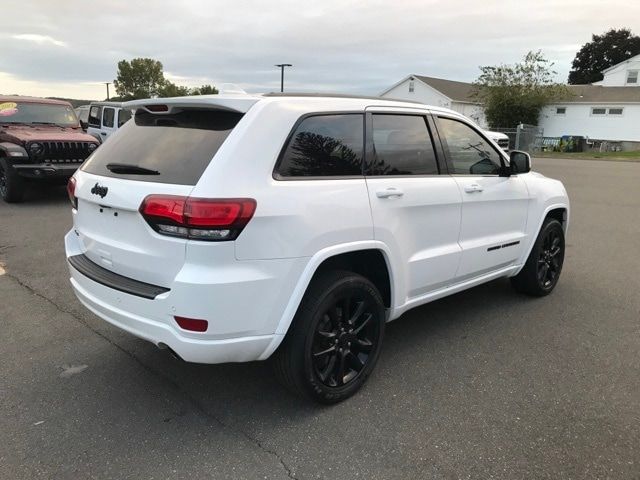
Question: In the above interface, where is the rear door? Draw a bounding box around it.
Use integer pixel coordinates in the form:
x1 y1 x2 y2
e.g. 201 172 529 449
364 107 462 304
433 115 530 280
73 106 246 286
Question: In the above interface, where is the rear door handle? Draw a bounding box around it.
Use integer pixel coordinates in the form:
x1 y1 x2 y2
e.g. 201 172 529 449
464 183 484 193
376 188 404 199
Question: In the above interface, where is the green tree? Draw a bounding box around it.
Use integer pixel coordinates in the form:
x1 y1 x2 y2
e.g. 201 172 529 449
158 81 191 97
568 28 640 84
473 51 568 128
191 84 219 95
113 58 166 100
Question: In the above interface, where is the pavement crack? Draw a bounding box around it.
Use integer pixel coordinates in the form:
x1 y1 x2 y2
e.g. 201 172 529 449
2 272 298 480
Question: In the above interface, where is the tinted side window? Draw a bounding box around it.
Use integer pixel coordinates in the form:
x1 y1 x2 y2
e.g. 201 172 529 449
437 117 502 175
368 114 438 175
118 109 131 127
102 107 115 128
88 106 102 127
276 114 363 177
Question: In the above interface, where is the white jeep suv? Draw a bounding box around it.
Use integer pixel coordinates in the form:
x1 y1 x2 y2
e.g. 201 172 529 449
65 93 569 403
86 101 132 143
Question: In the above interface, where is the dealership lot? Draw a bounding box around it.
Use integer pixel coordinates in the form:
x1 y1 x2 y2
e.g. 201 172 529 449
1 157 639 479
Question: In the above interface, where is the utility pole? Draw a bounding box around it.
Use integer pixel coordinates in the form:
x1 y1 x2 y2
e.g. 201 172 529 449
274 64 292 92
104 82 111 100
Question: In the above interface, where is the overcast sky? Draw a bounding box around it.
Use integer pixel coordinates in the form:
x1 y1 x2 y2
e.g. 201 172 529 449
2 0 639 100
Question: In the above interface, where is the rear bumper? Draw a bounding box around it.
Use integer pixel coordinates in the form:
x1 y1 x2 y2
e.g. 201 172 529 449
70 274 275 363
65 230 306 364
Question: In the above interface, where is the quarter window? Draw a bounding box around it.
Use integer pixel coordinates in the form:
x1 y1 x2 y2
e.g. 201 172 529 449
436 117 502 175
102 107 115 128
276 114 363 177
367 114 438 176
88 106 102 127
627 70 638 84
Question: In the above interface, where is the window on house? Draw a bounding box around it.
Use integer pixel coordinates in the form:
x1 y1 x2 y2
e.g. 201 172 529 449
627 70 638 84
556 107 566 115
608 108 624 115
591 108 606 115
409 81 415 93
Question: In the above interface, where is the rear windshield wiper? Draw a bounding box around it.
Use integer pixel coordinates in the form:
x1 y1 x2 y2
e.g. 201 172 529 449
106 163 160 175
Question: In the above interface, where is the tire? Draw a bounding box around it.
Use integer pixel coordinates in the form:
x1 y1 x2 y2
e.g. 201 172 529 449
0 158 25 203
511 218 565 296
273 270 386 404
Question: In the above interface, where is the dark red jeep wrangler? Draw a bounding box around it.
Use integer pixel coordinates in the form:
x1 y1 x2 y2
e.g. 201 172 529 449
0 96 100 203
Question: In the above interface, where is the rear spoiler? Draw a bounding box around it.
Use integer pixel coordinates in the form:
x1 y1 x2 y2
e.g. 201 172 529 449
124 95 260 114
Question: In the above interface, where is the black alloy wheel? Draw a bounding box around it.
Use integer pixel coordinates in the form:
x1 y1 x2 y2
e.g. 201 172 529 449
537 228 562 289
511 217 565 296
311 294 379 387
273 270 385 403
0 159 24 203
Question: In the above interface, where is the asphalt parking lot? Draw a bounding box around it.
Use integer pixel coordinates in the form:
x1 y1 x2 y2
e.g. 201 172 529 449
1 157 639 479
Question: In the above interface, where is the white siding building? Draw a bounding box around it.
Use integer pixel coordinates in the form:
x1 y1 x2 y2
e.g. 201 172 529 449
380 75 488 128
540 54 640 145
382 56 640 147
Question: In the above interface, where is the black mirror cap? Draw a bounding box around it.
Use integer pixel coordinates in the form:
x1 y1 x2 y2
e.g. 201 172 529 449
510 150 531 174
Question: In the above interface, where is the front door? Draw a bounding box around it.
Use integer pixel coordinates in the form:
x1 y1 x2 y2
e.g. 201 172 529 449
434 115 530 280
364 109 463 305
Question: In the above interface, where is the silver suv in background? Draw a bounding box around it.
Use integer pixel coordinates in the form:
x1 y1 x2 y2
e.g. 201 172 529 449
87 102 132 143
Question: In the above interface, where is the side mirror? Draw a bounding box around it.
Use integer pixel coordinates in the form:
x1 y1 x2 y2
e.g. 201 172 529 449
510 150 531 174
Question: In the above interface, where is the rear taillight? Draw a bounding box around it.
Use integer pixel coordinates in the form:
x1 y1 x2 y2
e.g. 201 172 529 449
67 176 77 209
139 195 256 241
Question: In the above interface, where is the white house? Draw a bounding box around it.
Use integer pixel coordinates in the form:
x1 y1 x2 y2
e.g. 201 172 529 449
381 55 640 148
379 75 488 128
539 54 640 147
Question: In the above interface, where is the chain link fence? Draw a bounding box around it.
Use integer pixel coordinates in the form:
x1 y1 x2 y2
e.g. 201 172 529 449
492 124 544 153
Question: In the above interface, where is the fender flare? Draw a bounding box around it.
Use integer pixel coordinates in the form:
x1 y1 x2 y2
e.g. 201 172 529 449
0 142 28 159
257 240 396 360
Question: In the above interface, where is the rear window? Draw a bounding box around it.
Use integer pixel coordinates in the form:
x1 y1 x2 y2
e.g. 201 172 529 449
81 109 243 185
275 114 363 178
